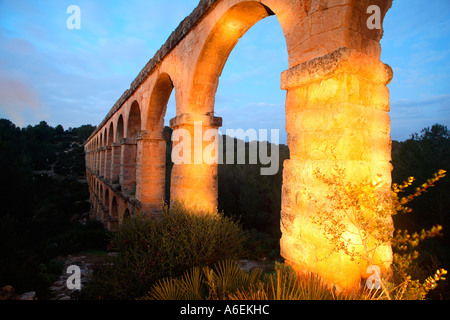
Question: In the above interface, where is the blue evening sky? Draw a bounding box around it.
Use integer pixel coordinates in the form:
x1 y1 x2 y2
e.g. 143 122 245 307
0 0 449 143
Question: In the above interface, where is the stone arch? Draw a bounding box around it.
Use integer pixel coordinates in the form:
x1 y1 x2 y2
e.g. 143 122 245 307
169 0 394 290
110 196 119 231
95 137 99 174
123 208 131 221
188 1 275 114
108 122 114 145
121 101 141 194
84 0 395 291
171 1 283 211
111 115 125 184
104 189 110 209
104 122 114 181
135 72 174 212
103 188 110 221
147 72 174 131
98 185 104 219
99 132 105 177
116 115 124 143
127 101 141 140
103 128 108 145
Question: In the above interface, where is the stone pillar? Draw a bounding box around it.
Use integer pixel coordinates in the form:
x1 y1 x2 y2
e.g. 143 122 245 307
110 143 121 184
279 48 394 291
169 113 222 213
135 130 167 214
99 148 105 178
102 208 109 224
104 146 112 182
120 138 138 195
95 151 99 175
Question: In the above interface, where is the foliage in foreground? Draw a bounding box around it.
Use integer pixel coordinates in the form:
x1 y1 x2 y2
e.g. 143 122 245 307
83 202 247 300
306 166 447 300
139 260 356 301
141 168 447 301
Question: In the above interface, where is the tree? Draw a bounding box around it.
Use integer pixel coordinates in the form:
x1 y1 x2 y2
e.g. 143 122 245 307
392 124 450 231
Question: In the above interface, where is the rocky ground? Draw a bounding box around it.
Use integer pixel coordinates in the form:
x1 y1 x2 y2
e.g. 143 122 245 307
0 254 273 301
48 253 107 300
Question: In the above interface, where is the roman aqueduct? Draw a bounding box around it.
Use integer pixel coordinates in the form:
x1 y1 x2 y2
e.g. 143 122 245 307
85 0 395 290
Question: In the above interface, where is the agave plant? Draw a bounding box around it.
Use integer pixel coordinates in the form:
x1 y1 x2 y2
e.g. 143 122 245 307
140 260 357 301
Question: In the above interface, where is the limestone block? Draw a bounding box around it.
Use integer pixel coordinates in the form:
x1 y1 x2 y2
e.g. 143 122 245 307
310 5 349 36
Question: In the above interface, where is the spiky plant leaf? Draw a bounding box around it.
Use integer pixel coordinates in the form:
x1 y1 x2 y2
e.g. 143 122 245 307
178 267 205 300
144 277 183 300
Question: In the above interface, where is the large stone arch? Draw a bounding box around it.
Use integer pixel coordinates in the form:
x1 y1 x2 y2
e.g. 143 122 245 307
121 101 141 194
147 72 173 131
170 0 393 290
104 122 114 181
99 132 105 177
85 0 394 291
103 188 110 221
110 196 119 231
135 72 175 212
127 101 141 139
115 115 124 143
187 1 274 115
111 115 125 184
107 122 114 145
123 208 131 221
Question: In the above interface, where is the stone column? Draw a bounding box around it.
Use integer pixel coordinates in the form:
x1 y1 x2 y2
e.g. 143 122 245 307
135 130 167 214
169 113 222 213
102 208 109 224
99 147 105 178
104 146 112 182
95 151 99 175
120 138 138 195
279 48 394 291
110 143 121 184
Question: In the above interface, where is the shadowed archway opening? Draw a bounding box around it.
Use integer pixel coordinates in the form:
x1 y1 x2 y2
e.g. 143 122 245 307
187 1 289 259
123 208 131 220
123 101 141 195
143 72 175 207
115 115 125 187
116 115 124 142
105 122 114 180
110 196 119 231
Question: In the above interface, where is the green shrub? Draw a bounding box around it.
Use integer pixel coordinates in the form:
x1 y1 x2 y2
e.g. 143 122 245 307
83 202 247 300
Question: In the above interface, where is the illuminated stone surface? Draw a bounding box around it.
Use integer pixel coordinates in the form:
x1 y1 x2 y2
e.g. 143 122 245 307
84 0 394 291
